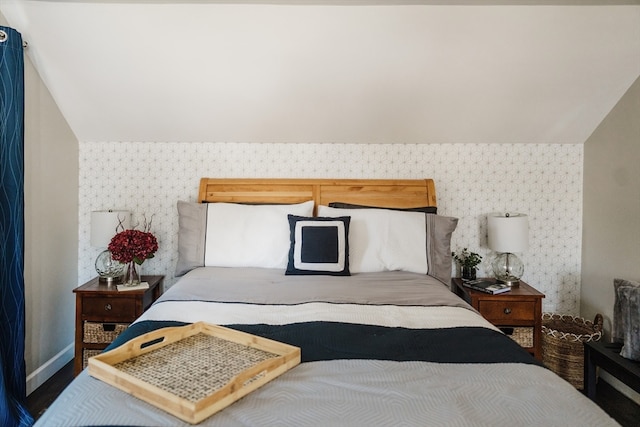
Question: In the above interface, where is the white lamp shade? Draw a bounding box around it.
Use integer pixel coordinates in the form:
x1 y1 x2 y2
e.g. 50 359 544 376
487 212 528 253
90 210 131 247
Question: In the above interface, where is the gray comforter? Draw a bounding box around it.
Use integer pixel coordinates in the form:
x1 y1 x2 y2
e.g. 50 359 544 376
35 268 618 426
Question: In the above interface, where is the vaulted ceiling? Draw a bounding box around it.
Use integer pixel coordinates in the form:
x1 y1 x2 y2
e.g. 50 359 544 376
2 1 639 144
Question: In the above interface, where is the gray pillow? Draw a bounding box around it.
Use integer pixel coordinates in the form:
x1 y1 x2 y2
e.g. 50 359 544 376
175 200 456 283
613 278 640 361
425 214 458 286
175 201 207 276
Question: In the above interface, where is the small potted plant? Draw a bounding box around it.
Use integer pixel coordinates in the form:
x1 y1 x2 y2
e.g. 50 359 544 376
452 248 482 280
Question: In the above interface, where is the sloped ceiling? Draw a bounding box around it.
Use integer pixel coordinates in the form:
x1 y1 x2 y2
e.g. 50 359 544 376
2 1 639 143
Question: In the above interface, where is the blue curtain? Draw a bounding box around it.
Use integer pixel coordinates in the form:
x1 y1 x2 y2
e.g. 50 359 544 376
0 26 33 427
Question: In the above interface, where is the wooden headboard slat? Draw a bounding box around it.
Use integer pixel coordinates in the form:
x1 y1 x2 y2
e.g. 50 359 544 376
198 178 436 211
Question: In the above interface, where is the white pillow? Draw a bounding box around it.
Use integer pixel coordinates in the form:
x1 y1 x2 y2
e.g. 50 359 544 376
205 201 314 268
317 205 427 274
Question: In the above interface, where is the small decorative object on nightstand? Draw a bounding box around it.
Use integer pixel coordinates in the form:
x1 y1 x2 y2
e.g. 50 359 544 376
73 275 164 376
452 277 544 360
452 248 482 281
108 215 159 287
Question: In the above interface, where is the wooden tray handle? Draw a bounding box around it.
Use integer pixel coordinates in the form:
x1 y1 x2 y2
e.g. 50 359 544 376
138 336 167 351
128 323 199 355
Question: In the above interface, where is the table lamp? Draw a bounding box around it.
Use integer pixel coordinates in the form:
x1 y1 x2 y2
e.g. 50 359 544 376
487 212 528 287
91 210 130 283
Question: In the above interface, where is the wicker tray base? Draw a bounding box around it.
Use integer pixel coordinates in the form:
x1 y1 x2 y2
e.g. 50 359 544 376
115 332 278 402
89 322 300 424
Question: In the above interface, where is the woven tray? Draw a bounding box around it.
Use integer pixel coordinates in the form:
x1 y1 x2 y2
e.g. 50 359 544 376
88 322 301 424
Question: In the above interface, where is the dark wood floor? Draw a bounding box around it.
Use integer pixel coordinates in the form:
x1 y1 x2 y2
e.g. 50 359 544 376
27 360 640 425
27 360 74 421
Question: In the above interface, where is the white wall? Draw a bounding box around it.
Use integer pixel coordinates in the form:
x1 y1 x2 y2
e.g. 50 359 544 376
582 76 640 333
582 76 640 403
9 16 80 393
79 142 583 315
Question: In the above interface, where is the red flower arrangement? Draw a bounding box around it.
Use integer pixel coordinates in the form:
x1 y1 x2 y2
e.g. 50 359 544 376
108 229 158 265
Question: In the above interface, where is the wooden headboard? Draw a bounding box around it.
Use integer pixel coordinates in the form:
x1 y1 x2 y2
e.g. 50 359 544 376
198 178 436 212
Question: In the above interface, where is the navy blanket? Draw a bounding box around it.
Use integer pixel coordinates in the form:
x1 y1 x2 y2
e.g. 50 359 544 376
107 320 540 366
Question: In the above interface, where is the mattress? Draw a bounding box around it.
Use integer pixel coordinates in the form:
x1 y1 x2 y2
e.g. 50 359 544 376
35 268 619 426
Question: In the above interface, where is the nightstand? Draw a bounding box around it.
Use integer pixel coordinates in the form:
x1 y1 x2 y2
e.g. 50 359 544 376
452 277 545 360
73 275 164 375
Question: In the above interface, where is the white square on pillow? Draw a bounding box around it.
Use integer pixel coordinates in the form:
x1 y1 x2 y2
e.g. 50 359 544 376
317 205 427 274
205 201 314 268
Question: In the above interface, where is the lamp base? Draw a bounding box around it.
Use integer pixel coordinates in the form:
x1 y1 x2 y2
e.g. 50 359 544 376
491 252 524 288
98 275 120 285
95 249 125 285
495 277 520 287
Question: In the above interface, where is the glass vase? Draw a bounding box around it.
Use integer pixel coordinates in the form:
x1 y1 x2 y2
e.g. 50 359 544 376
122 261 141 286
462 266 476 281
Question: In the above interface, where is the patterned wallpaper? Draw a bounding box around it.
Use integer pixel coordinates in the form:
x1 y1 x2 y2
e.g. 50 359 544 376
79 142 583 314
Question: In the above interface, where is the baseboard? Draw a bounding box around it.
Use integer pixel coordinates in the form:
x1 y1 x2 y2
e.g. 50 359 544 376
600 371 640 406
26 343 74 395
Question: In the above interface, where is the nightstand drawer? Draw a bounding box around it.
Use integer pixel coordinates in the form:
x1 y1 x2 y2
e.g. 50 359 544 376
83 321 128 343
478 300 535 322
83 297 136 320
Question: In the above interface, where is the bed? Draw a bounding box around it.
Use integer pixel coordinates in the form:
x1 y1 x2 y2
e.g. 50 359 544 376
36 178 618 426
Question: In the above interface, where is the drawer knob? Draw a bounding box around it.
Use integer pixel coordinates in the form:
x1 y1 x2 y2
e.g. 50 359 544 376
504 308 512 315
104 303 112 311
